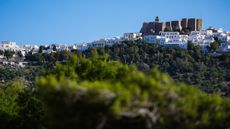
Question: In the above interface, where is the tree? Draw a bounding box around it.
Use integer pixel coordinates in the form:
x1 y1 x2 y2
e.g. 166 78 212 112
56 50 71 61
0 50 4 55
210 41 221 51
187 41 195 50
52 45 57 51
39 46 47 53
17 51 23 58
25 53 44 63
4 50 15 60
81 40 230 96
0 82 45 129
38 55 230 129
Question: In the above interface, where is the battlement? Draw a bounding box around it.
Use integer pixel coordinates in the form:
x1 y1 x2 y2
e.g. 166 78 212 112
140 16 203 36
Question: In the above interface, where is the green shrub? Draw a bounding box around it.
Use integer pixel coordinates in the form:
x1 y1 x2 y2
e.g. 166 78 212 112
0 83 45 129
38 55 230 129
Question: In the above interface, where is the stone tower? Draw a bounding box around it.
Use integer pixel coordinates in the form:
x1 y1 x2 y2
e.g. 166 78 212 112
181 18 188 30
196 19 203 31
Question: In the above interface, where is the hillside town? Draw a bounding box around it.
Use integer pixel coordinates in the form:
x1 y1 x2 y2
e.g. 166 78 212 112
0 16 230 66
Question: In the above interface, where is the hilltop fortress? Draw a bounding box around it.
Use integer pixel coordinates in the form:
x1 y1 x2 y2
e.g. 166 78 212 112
140 16 203 35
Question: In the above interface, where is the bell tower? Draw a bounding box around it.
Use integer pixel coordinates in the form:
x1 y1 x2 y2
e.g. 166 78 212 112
155 16 160 22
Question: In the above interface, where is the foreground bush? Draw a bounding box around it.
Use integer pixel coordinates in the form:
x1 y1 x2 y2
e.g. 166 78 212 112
0 81 45 129
38 55 230 129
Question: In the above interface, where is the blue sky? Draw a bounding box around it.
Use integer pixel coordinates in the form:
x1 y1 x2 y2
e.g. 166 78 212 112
0 0 229 45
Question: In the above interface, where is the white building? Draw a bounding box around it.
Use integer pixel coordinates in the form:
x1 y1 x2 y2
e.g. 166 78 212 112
160 32 180 39
144 32 188 49
188 30 215 51
123 33 142 41
144 35 167 45
89 40 106 47
218 42 230 52
0 41 20 51
163 36 188 49
58 45 69 51
217 34 230 42
190 30 213 37
105 36 123 46
75 43 89 51
21 45 39 52
188 34 206 44
88 36 123 49
160 32 188 49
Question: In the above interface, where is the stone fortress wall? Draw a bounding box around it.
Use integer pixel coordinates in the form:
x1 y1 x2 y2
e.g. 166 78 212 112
140 16 203 35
